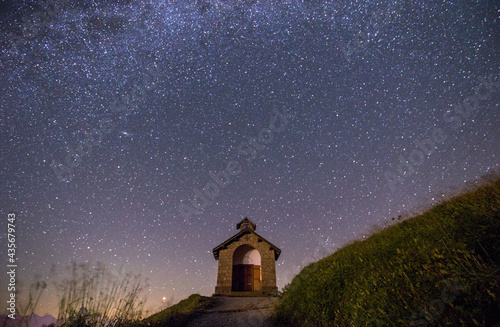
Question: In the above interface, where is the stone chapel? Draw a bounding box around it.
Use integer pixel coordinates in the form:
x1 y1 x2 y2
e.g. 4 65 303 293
212 217 281 296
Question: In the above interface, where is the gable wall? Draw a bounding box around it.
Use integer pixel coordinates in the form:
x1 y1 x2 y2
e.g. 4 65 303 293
215 232 278 295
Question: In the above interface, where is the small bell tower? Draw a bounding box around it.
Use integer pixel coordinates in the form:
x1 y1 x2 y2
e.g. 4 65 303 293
236 217 256 232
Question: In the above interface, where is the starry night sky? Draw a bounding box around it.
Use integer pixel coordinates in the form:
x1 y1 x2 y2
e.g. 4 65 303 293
1 0 499 316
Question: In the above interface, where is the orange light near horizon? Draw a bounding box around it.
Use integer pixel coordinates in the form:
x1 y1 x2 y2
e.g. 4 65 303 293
162 296 166 302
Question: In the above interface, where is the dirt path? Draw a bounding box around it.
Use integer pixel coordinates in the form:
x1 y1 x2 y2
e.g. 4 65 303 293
186 296 278 327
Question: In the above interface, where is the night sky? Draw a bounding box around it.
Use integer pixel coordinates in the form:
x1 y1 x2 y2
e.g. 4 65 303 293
1 0 499 317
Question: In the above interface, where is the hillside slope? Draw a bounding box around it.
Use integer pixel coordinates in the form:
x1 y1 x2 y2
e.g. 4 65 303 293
273 176 500 326
140 295 276 327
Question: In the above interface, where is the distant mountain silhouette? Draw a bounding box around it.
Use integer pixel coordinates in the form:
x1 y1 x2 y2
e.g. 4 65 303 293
0 314 57 327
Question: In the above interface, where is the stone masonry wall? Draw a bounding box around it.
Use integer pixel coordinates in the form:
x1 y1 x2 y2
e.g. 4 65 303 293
215 232 277 295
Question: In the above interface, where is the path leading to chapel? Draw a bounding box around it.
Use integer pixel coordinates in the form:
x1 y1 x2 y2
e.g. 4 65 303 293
186 296 278 327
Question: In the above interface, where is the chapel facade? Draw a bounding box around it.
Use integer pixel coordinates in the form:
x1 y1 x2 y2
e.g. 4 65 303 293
213 217 281 296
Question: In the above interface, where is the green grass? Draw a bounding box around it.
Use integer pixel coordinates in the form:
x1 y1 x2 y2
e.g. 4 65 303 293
139 294 215 327
273 175 500 326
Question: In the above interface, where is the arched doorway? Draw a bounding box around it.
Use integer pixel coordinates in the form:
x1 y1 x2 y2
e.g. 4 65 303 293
232 245 261 292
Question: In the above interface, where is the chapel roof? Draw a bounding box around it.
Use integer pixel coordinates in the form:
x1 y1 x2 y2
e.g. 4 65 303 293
212 218 281 261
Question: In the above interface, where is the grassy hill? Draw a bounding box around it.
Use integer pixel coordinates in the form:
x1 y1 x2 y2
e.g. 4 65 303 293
272 175 500 326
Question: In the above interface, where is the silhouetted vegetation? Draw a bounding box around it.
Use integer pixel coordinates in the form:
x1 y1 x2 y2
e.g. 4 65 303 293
0 280 47 327
273 173 500 326
56 262 147 327
2 263 147 327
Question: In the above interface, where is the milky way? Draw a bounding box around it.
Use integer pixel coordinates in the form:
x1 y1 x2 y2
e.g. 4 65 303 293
1 0 499 316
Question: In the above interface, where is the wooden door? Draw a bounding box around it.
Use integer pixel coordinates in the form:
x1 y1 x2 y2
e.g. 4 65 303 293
232 265 242 291
253 265 261 291
244 265 254 291
232 264 255 291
